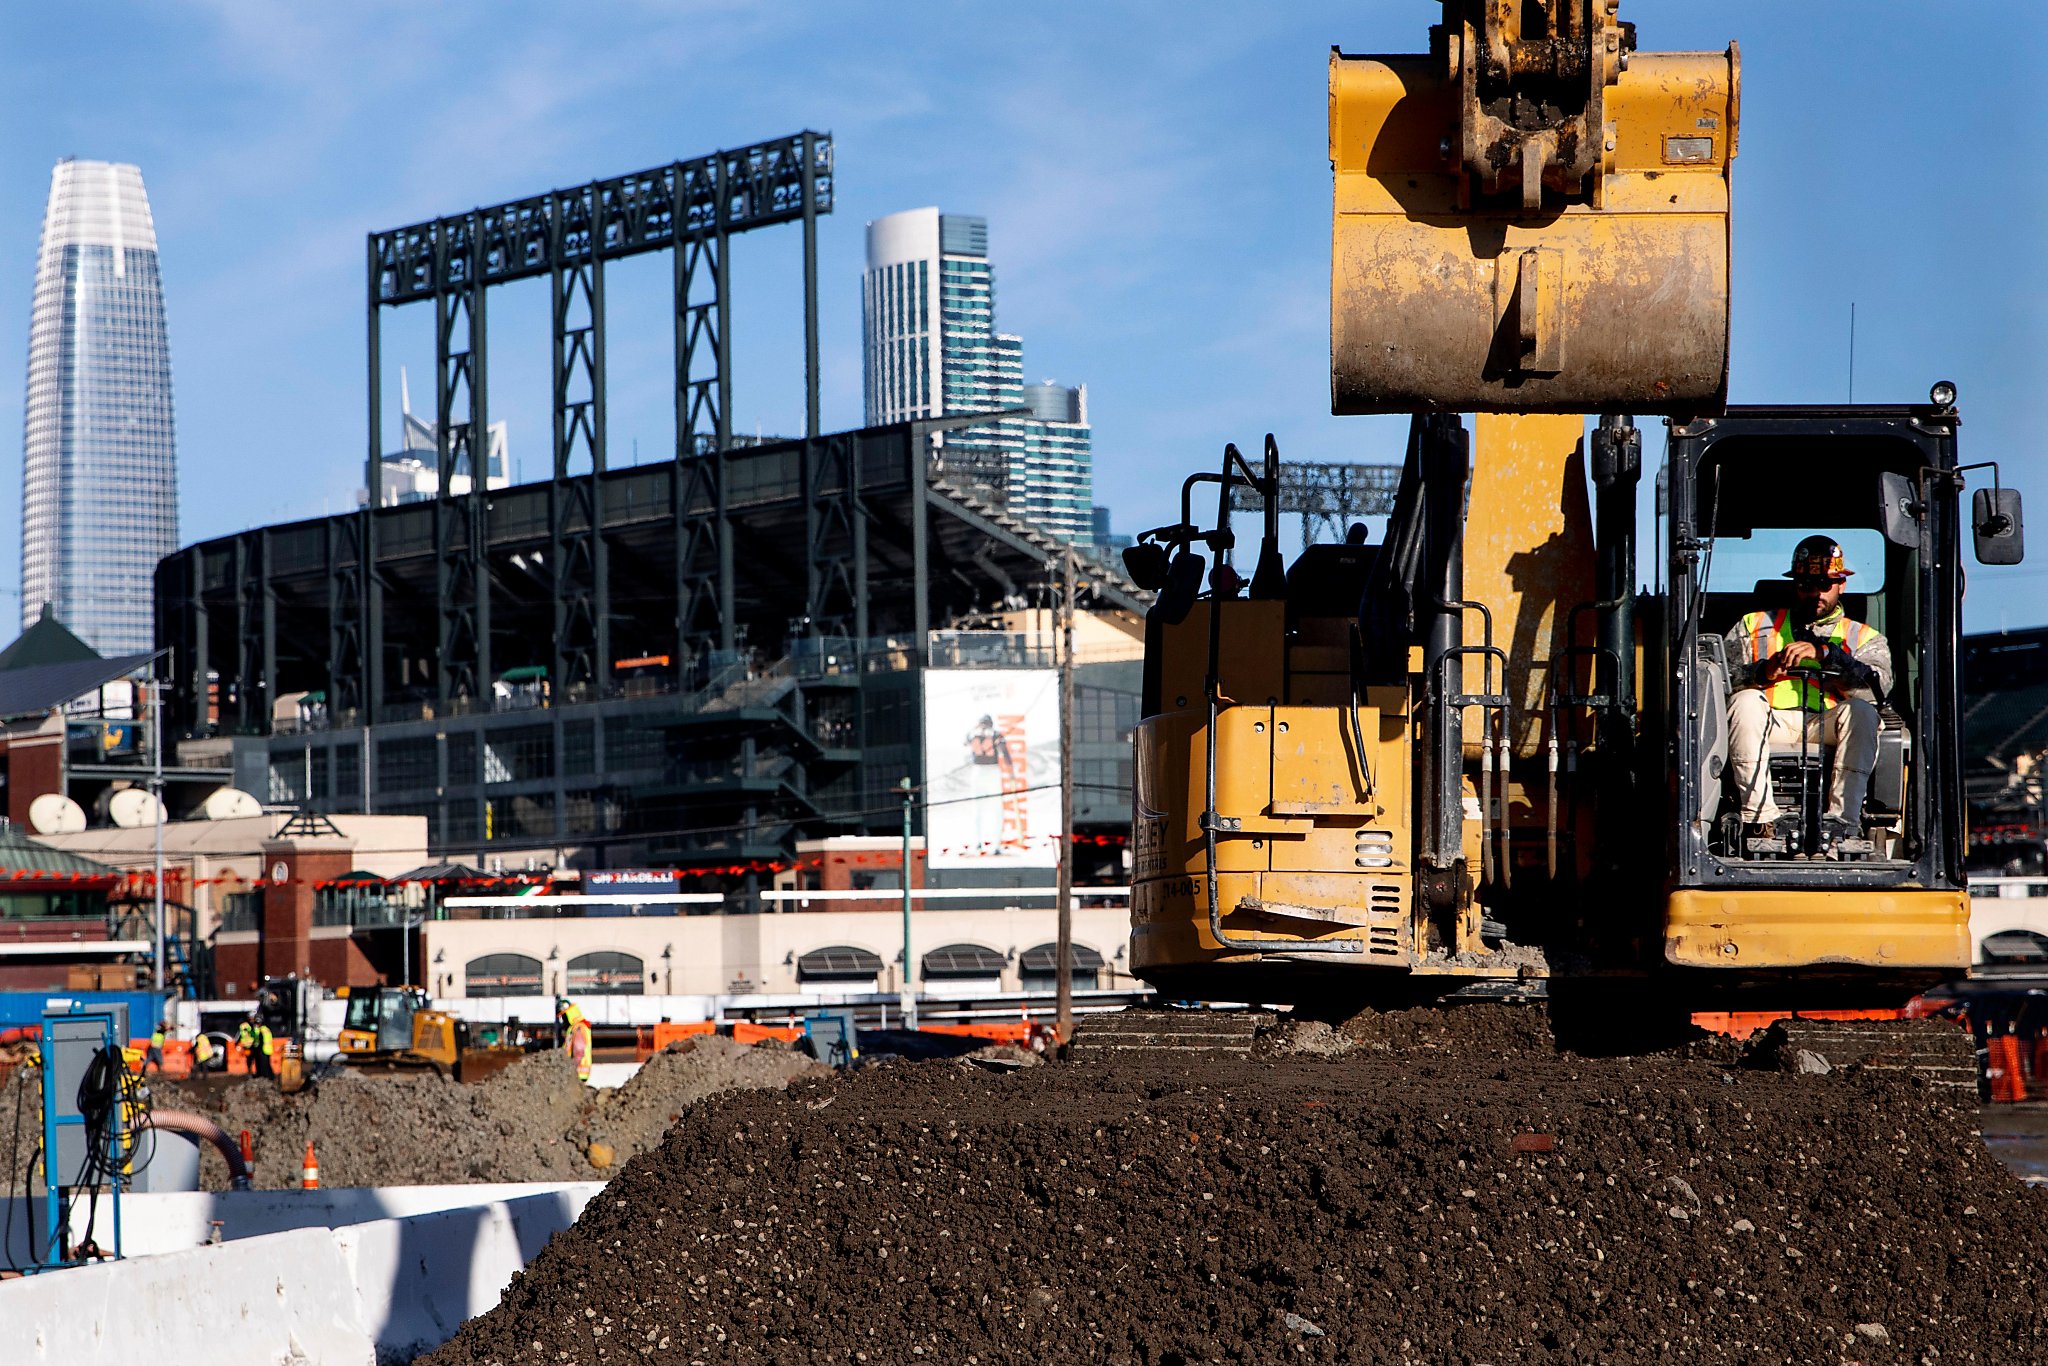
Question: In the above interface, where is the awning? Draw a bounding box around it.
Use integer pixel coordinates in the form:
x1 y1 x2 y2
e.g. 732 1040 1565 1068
0 652 157 722
392 861 489 885
922 943 1006 977
797 945 883 981
1019 942 1106 973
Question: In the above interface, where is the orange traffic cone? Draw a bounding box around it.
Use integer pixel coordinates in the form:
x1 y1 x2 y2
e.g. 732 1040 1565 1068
1988 1035 2028 1104
301 1140 320 1190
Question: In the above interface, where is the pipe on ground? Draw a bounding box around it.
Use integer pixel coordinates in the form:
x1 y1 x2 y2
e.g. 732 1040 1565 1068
145 1109 254 1190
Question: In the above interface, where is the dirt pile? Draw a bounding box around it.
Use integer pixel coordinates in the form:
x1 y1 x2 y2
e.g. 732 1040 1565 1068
427 1008 2048 1366
0 1064 37 1193
130 1039 823 1190
586 1037 825 1163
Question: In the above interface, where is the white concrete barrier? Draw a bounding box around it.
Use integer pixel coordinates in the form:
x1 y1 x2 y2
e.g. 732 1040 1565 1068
0 1180 603 1258
0 1184 603 1363
0 1226 377 1364
336 1187 596 1360
585 1059 643 1089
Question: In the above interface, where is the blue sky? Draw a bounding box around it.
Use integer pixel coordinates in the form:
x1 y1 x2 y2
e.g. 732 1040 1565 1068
3 3 2045 632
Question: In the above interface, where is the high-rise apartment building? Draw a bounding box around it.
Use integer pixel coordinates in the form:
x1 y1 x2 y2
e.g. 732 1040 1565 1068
862 208 1093 543
20 160 178 654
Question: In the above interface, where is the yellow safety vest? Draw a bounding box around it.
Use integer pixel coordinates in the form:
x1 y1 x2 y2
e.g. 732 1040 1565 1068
1741 608 1874 712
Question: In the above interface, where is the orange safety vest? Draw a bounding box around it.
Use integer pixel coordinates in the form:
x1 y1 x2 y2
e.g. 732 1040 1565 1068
1741 608 1875 712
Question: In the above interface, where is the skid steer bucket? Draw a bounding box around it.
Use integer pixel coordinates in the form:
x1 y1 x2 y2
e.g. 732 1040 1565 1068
1330 37 1738 415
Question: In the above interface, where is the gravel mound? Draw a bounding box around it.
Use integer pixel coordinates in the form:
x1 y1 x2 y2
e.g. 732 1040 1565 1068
426 1018 2048 1365
141 1039 820 1190
585 1037 826 1160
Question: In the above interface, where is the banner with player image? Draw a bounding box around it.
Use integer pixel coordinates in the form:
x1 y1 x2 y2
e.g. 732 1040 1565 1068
922 668 1061 869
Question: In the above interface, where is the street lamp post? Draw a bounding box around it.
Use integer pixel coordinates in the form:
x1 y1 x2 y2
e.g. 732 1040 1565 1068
151 676 166 997
1056 547 1076 1043
900 776 917 1029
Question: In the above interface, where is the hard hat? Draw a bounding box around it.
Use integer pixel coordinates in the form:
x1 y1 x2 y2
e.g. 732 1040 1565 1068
1786 535 1851 582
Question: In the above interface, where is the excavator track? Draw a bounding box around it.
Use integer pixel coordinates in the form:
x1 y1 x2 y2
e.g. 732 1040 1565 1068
1759 1017 1980 1097
1066 1008 1276 1060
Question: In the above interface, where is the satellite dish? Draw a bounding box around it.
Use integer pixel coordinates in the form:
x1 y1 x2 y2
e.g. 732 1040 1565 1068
27 793 86 835
108 788 167 829
197 787 262 820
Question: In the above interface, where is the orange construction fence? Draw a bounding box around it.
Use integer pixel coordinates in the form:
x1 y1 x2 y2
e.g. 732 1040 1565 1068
1689 1008 1907 1039
640 1021 718 1058
918 1021 1050 1048
731 1022 803 1045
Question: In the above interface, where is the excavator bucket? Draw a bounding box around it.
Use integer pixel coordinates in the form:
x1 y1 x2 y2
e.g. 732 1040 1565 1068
1330 12 1738 415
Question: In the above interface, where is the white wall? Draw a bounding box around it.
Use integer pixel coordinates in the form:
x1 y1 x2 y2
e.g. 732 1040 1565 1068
421 904 1133 999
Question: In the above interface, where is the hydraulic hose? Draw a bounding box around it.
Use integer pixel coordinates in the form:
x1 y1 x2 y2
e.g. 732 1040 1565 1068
143 1110 254 1190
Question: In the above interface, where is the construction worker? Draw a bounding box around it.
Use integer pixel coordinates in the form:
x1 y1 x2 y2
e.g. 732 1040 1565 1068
557 997 592 1083
145 1019 167 1074
238 1014 277 1079
193 1030 215 1071
1725 535 1893 856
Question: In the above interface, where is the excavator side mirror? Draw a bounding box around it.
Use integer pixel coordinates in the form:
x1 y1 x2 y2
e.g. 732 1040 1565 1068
1153 550 1208 626
1877 471 1921 548
1974 486 2025 565
1122 542 1172 591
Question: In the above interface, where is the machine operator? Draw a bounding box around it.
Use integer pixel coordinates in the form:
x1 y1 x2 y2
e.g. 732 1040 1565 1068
1725 536 1893 854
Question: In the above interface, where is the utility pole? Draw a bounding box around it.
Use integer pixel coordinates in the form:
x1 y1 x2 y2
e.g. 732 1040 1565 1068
1055 546 1077 1043
900 776 917 1029
151 675 166 998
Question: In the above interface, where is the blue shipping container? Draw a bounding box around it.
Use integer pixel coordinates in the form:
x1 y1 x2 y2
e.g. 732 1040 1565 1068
0 990 168 1039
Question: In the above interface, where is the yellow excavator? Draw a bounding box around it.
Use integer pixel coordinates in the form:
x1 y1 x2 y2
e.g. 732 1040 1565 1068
1124 2 2025 1023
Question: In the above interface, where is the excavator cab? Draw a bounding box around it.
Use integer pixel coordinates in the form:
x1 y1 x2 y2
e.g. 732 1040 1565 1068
1659 397 2022 990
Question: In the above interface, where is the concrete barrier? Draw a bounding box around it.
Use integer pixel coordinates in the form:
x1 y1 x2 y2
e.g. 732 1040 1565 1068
0 1184 603 1362
585 1059 643 1088
0 1180 604 1258
336 1187 596 1360
0 1226 377 1364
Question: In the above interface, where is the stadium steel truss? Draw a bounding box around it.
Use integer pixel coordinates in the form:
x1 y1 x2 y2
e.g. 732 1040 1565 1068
352 133 837 720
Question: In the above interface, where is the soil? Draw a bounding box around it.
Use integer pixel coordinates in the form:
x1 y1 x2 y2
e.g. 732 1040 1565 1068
585 1039 827 1166
425 1007 2048 1366
1 1038 825 1194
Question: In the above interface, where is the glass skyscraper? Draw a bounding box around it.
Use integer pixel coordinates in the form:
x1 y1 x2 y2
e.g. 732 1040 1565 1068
21 159 179 655
862 208 1092 543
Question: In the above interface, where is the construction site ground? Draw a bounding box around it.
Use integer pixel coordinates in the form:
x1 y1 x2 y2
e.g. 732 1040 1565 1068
9 1011 2048 1362
401 1008 2048 1366
419 1011 2048 1359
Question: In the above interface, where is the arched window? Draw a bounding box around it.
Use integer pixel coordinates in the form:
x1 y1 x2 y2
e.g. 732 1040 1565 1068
797 945 883 985
465 952 543 998
921 943 1005 980
1019 942 1104 991
569 951 645 995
